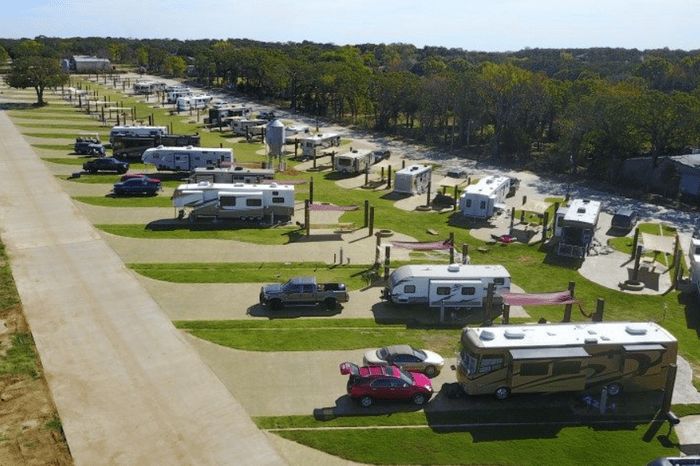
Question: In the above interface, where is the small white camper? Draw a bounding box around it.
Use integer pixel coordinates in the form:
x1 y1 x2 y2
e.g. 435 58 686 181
189 166 274 184
300 133 341 158
394 164 432 195
177 94 213 111
459 175 511 218
229 118 268 136
382 264 511 309
173 181 295 221
334 149 373 175
553 199 601 259
166 87 193 104
141 146 233 171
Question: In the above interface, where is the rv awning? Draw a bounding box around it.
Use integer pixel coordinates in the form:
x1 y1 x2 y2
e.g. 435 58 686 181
494 203 508 211
219 191 262 197
308 203 359 211
510 347 590 360
641 233 676 255
521 200 550 214
623 344 666 352
390 239 454 250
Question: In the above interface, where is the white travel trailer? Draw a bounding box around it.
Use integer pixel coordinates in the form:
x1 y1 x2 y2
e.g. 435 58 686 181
334 149 373 175
459 175 511 219
109 125 168 143
689 232 700 295
457 322 677 400
394 164 432 195
133 81 166 94
284 125 310 143
166 87 193 104
229 118 268 136
207 104 252 126
141 146 232 171
382 263 511 309
554 199 601 259
189 166 274 184
300 133 341 158
177 94 213 111
173 181 295 221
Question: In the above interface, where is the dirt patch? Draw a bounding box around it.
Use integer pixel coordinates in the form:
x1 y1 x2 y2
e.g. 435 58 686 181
0 300 72 465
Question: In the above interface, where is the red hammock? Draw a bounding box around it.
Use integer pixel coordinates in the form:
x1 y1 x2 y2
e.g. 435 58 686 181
391 239 454 250
308 203 358 211
502 290 576 306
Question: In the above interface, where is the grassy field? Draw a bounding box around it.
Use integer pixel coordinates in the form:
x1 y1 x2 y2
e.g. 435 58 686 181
22 132 110 139
98 224 301 244
59 174 183 188
74 196 172 207
129 262 375 290
33 143 74 151
175 319 459 353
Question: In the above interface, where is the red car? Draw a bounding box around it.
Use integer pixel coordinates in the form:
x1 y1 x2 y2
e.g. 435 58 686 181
340 362 433 408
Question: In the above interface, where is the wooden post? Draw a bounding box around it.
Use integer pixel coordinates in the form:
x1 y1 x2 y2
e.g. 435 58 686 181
151 112 155 126
369 207 375 236
401 160 406 169
522 195 527 205
426 181 431 207
593 298 605 322
363 200 369 228
542 211 550 241
631 228 640 260
453 185 459 211
304 200 310 236
375 233 381 265
364 165 369 186
330 152 335 168
313 152 317 169
563 281 576 322
673 253 682 289
485 283 495 321
672 234 680 270
309 177 314 204
633 245 643 282
520 210 525 222
381 166 385 181
294 139 299 158
462 244 469 264
510 207 515 230
384 245 391 281
502 304 510 325
449 232 455 263
387 165 392 189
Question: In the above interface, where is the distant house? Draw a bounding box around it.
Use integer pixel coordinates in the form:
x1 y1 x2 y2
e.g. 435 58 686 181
622 153 700 199
61 55 111 73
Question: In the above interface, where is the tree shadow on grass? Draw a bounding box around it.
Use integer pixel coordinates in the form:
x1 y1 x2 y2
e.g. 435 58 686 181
678 291 700 337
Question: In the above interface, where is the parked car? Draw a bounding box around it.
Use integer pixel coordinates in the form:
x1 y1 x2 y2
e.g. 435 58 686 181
363 345 445 377
446 168 468 178
83 157 129 174
340 362 433 408
74 137 105 156
113 177 161 196
259 276 349 310
611 207 638 232
120 173 161 183
370 149 391 163
258 111 276 121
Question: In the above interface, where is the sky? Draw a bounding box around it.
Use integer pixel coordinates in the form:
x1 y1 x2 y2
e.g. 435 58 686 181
1 0 699 52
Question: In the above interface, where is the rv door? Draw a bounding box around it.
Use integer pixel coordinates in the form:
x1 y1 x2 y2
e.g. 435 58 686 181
429 280 483 308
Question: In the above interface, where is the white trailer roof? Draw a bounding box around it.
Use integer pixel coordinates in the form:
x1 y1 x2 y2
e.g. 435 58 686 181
465 322 676 349
301 133 339 142
563 199 601 225
396 164 431 176
175 181 293 192
391 264 510 283
146 146 231 154
462 175 510 197
337 149 371 160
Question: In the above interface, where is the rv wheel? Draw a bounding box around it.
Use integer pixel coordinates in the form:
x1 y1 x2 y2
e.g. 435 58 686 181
494 387 510 400
359 396 373 408
606 383 622 396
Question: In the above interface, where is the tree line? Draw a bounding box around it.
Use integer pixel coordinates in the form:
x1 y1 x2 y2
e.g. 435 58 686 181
2 37 700 181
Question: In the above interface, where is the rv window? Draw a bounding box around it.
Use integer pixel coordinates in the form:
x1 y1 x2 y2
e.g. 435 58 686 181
246 199 263 207
480 201 486 209
478 356 504 374
436 287 451 296
272 191 279 195
272 197 285 204
219 196 236 207
403 285 416 294
520 362 549 376
552 361 581 375
466 199 472 208
461 287 476 295
494 277 505 285
462 351 478 375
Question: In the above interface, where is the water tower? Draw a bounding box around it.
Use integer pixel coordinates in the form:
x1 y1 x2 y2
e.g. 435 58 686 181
266 119 285 158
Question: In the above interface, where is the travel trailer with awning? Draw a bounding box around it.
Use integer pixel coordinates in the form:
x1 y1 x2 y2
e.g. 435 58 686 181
459 175 511 219
300 133 341 158
141 146 232 171
189 166 274 184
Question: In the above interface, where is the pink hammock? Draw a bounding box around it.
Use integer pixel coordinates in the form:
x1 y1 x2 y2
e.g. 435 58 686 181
391 239 454 250
502 290 576 306
308 203 358 211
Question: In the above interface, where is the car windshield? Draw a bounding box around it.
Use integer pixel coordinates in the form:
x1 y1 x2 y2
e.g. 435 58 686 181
414 348 426 359
377 347 390 359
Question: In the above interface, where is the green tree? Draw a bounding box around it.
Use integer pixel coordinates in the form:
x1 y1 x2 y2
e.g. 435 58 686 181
7 56 68 106
163 55 187 77
0 44 9 63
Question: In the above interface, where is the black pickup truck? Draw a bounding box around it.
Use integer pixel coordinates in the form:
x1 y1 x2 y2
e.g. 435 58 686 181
259 276 349 310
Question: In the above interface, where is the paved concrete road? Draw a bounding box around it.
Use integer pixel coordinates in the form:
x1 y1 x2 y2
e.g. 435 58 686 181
0 111 285 465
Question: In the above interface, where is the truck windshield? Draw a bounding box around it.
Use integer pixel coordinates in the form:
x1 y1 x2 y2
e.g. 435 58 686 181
460 350 478 376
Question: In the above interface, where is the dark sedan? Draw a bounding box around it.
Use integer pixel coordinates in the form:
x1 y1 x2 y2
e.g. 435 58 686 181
113 177 161 196
83 157 129 174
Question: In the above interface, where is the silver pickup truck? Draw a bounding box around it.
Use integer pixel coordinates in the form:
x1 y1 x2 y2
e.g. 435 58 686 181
259 276 349 310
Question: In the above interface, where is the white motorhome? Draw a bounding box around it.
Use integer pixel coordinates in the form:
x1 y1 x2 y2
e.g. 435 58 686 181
457 322 677 400
300 133 341 158
166 87 193 104
382 264 511 309
459 175 511 219
393 164 432 195
229 118 268 136
554 199 601 259
173 181 295 221
109 125 168 143
189 166 274 184
177 94 213 111
141 146 233 171
689 232 700 295
334 149 373 175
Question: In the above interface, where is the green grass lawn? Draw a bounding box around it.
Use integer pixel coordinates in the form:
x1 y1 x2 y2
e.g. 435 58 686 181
129 262 374 290
98 224 300 244
58 174 182 188
22 132 110 139
74 196 172 207
271 424 677 465
33 144 74 152
17 122 109 131
175 319 459 353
